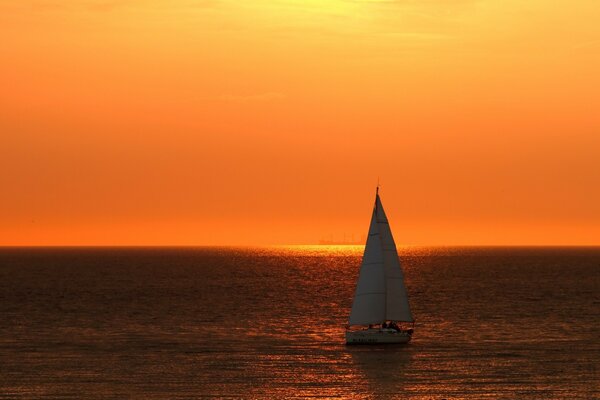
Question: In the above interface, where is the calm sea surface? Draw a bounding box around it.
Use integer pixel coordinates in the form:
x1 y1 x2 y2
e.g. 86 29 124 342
0 246 598 399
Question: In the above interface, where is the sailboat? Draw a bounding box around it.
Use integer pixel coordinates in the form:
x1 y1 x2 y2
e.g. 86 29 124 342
346 187 414 344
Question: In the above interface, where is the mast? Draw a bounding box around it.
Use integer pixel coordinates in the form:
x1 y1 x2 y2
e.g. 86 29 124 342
375 186 387 321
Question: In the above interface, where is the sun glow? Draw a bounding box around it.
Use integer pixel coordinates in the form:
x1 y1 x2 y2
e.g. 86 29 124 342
273 245 364 257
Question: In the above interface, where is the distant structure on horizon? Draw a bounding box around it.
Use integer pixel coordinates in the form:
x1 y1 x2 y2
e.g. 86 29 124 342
318 233 365 245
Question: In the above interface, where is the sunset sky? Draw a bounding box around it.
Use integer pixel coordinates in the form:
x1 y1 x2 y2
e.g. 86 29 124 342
1 0 599 245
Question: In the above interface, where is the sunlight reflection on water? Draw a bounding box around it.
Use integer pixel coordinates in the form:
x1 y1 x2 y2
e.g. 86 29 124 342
0 247 598 398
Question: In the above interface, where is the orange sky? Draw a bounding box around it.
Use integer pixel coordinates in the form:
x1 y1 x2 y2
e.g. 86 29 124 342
1 0 599 245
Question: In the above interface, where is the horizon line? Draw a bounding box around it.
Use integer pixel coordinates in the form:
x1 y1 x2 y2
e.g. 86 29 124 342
1 244 600 248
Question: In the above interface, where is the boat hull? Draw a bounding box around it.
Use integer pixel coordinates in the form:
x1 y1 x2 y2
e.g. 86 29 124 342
345 329 412 345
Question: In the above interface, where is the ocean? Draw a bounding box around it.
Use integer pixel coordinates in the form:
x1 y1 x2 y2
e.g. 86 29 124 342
0 246 598 399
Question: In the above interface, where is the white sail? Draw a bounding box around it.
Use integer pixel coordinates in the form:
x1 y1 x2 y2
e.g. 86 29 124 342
375 195 414 322
348 208 386 325
348 190 413 325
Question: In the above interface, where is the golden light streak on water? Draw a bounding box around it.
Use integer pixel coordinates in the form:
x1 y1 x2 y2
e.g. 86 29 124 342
0 247 598 398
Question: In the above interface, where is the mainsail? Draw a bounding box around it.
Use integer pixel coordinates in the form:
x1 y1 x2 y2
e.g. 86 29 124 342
348 190 413 325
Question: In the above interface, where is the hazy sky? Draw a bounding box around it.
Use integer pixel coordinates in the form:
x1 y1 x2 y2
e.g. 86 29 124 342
1 0 599 245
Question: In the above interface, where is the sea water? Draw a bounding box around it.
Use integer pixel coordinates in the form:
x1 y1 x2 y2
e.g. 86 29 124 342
0 246 598 399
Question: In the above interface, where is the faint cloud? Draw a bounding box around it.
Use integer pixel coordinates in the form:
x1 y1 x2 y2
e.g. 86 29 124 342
346 0 479 3
573 39 600 49
219 92 286 102
380 31 452 40
86 0 221 12
28 1 66 11
23 0 221 13
86 1 126 12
